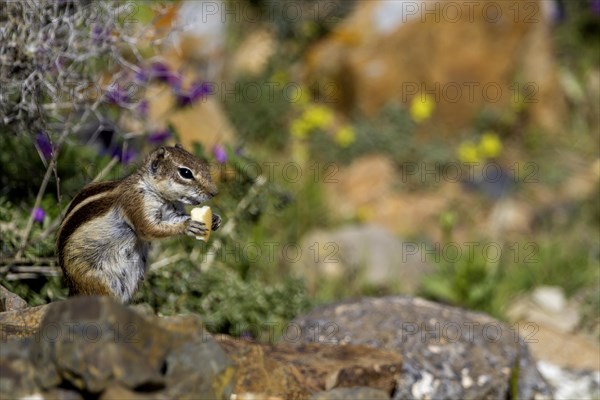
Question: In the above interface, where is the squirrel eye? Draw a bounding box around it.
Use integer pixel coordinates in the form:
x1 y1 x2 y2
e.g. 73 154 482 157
178 168 194 180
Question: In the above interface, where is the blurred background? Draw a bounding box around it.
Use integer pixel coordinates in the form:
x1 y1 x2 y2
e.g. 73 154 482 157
0 0 598 376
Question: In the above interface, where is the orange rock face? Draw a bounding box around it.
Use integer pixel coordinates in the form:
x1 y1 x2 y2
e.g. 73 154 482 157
304 0 566 136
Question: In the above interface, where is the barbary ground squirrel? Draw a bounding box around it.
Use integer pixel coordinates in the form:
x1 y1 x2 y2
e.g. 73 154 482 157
57 145 221 302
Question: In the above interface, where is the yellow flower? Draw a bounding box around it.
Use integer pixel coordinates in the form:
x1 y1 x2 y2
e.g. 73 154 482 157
410 94 435 123
478 131 503 159
290 118 312 139
303 105 334 129
271 70 288 86
457 141 481 164
301 20 318 38
334 125 356 147
356 205 373 222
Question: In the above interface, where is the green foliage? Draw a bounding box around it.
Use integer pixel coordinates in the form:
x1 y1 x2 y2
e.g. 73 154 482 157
0 195 55 260
0 134 114 202
421 248 501 315
0 132 318 337
223 72 293 150
137 261 311 339
1 277 67 307
420 213 502 315
420 206 600 320
554 0 600 69
306 103 454 167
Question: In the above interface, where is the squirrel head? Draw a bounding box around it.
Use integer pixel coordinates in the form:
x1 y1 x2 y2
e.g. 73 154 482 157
146 144 218 205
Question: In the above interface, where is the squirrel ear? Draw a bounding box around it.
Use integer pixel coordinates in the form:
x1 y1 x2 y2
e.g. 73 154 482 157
151 147 166 173
175 143 183 149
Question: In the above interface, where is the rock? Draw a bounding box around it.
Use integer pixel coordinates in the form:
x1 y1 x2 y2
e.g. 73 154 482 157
0 303 49 341
1 296 235 399
507 286 580 334
164 338 236 399
145 1 236 151
0 285 28 312
217 335 309 399
304 0 566 135
100 384 166 400
42 387 84 400
532 286 569 314
230 28 276 77
324 154 396 220
297 224 433 295
219 335 401 398
170 0 227 82
2 295 571 398
537 361 600 400
487 198 533 235
264 342 401 393
311 386 390 400
507 312 599 371
0 337 38 398
147 84 236 151
31 297 170 392
322 154 479 240
293 296 553 399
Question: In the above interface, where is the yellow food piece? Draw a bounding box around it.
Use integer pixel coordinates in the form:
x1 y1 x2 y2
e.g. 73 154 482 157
191 206 212 241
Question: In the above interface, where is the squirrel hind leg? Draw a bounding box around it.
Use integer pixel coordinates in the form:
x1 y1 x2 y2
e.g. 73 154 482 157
66 271 121 302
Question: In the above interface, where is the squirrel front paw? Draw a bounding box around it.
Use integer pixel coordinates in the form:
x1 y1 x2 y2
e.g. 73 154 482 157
185 220 208 237
211 213 222 231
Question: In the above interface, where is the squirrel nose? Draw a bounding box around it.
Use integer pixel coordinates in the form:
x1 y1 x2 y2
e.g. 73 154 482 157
207 184 218 197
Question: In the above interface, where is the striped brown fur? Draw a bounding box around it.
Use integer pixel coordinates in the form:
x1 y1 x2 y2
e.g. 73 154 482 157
63 180 120 216
56 145 220 303
58 193 119 260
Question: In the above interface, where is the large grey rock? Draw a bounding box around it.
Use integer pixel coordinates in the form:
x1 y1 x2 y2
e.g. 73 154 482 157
297 224 433 294
31 297 167 392
0 337 39 398
293 296 553 400
1 296 235 399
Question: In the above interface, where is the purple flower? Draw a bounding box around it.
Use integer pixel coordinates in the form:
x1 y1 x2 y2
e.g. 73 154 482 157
591 0 600 15
149 62 169 77
148 129 171 145
35 132 53 160
134 69 150 84
137 100 149 117
148 62 181 88
175 82 212 107
192 82 212 97
548 1 566 23
32 207 45 224
110 147 137 164
91 24 112 44
212 144 227 164
91 24 104 41
105 85 129 106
